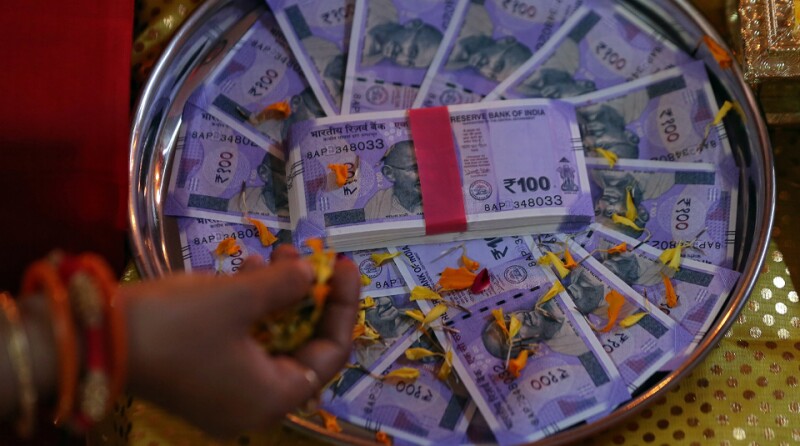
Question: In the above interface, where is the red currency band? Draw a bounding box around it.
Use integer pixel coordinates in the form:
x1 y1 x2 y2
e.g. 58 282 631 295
408 107 467 235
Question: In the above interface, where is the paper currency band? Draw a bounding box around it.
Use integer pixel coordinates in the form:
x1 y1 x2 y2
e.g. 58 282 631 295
408 106 467 235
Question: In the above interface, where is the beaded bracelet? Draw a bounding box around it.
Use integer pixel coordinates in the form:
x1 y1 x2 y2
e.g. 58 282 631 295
20 260 79 427
0 292 37 437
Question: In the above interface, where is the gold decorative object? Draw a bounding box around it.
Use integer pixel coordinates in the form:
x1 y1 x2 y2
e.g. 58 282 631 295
737 0 800 124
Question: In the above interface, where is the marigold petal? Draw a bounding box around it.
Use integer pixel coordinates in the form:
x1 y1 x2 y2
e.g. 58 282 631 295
438 266 477 291
611 214 643 232
410 286 443 301
461 253 480 272
423 304 448 325
362 325 381 340
404 309 425 322
214 238 239 257
606 242 628 255
437 350 453 381
360 274 372 286
405 347 439 360
352 324 366 340
254 100 291 123
318 409 342 433
371 251 401 266
305 238 324 254
508 314 522 339
625 188 637 222
659 246 682 271
702 35 732 69
470 268 491 293
507 350 529 378
619 312 648 328
360 296 375 309
246 218 278 247
492 308 509 338
600 290 625 333
312 283 331 306
327 163 350 188
563 248 578 269
539 281 564 305
547 251 571 279
383 367 420 381
662 273 679 308
376 431 392 446
595 147 618 168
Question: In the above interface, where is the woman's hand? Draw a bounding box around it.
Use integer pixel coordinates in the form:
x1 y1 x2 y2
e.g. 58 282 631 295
122 245 360 437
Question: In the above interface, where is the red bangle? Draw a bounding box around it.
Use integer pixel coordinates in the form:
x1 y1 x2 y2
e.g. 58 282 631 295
20 260 79 427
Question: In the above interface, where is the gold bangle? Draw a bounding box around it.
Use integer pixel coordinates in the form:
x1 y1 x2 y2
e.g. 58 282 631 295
0 292 37 438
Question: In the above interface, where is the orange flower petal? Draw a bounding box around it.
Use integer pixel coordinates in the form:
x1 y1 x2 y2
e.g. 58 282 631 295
214 238 239 257
312 283 331 306
662 273 679 308
438 266 477 291
318 409 342 433
246 218 278 247
600 290 625 333
376 431 392 446
328 163 349 188
352 324 366 340
507 350 529 378
606 242 628 255
255 100 292 122
702 35 732 69
460 253 480 272
305 238 324 254
563 248 578 269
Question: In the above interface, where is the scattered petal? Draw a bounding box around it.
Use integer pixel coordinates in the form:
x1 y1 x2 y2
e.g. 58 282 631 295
600 290 625 333
437 350 453 381
539 281 565 305
383 367 420 381
306 238 324 254
702 35 732 69
376 431 392 446
540 251 570 279
619 312 648 328
404 309 425 323
470 268 491 293
492 309 509 338
246 218 278 247
595 147 618 168
625 188 637 221
362 325 381 341
360 274 372 286
359 296 376 309
410 286 443 301
507 350 529 378
508 314 522 339
658 246 682 271
606 242 628 255
611 214 643 232
214 238 239 257
371 251 401 266
460 253 480 272
563 248 578 269
318 409 342 433
422 304 448 325
662 273 679 308
312 283 331 306
352 323 366 340
438 266 477 291
328 163 350 188
405 347 439 361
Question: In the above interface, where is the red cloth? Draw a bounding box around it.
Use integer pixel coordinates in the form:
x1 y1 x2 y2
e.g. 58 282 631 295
0 1 133 292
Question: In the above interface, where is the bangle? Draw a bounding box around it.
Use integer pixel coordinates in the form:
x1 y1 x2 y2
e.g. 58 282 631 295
20 260 79 427
0 292 37 438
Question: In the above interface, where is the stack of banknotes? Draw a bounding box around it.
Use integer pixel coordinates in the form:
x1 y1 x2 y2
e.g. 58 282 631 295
161 0 744 443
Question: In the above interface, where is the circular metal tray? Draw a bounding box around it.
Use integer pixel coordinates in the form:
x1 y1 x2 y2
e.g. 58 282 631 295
128 0 775 444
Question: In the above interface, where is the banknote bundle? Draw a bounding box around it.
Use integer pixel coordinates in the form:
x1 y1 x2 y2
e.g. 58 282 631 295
287 99 594 250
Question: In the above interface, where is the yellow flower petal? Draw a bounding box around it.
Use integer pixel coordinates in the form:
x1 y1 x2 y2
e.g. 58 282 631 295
360 296 375 309
507 350 529 378
606 242 628 255
383 367 420 381
508 314 522 339
410 286 443 301
318 409 342 433
438 266 477 291
214 238 239 257
246 218 278 247
662 273 679 308
352 323 366 340
423 304 448 325
658 246 682 271
702 35 732 69
546 251 571 278
460 253 480 272
492 308 509 338
539 281 565 305
362 325 381 340
563 248 578 269
625 188 637 221
357 309 366 325
371 251 401 266
404 309 425 323
611 214 643 232
437 350 453 381
405 347 439 361
328 163 349 188
619 312 648 328
600 290 625 333
595 147 618 168
360 274 372 286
